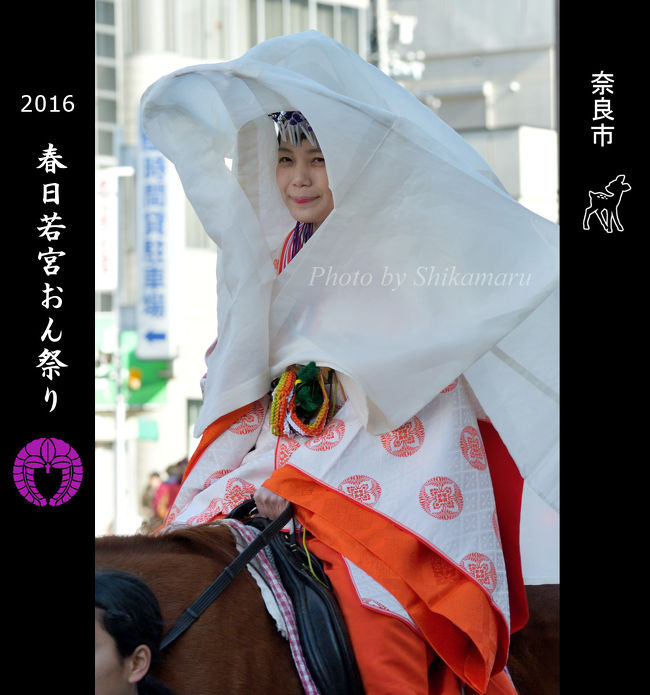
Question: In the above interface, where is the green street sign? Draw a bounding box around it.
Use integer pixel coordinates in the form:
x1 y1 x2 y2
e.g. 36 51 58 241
95 315 168 407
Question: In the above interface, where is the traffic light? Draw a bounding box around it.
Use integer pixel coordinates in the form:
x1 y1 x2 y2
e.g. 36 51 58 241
127 366 142 390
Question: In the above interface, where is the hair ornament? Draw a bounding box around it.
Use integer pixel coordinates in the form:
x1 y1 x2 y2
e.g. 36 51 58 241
268 110 319 148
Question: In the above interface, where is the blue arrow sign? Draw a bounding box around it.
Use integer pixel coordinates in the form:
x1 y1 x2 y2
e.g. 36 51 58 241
136 128 182 361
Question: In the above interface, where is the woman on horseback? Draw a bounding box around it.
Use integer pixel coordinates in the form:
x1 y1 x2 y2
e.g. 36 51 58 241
140 31 558 694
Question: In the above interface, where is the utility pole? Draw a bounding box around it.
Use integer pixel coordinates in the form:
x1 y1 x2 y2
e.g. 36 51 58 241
99 165 135 535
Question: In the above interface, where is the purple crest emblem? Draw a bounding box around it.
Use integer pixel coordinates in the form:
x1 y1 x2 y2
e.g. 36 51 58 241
13 438 83 507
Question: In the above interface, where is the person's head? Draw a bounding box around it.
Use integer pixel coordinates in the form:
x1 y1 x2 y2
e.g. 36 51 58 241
271 111 334 229
95 570 174 695
166 459 186 481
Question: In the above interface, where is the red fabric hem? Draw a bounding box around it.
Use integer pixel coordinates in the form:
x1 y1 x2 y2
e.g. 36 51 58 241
478 420 528 633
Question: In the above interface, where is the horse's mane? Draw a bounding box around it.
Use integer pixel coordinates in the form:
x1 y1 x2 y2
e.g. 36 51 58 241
96 522 239 568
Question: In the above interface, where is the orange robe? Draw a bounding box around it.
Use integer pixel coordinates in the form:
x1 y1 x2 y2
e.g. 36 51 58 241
175 408 527 694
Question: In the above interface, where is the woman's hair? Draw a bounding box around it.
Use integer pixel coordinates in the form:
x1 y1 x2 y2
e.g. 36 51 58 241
95 570 176 695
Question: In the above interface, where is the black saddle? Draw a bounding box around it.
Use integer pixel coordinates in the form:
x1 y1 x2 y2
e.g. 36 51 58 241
228 499 364 695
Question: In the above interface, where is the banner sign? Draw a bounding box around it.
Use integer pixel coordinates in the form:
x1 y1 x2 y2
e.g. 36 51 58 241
135 126 183 360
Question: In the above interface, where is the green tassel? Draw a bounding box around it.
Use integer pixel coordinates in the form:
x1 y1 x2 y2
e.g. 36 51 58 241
294 362 324 420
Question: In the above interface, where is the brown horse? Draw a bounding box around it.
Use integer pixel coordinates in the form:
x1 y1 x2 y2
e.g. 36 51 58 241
95 524 558 695
508 583 560 695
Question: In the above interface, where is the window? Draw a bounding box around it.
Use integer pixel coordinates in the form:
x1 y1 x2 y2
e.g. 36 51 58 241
97 97 117 123
290 0 309 33
96 64 117 91
249 1 362 54
317 3 334 37
265 0 283 39
249 0 259 45
341 5 359 52
98 129 114 157
166 0 234 59
95 0 115 25
96 32 115 58
95 0 119 164
204 1 231 59
95 291 114 313
175 0 203 57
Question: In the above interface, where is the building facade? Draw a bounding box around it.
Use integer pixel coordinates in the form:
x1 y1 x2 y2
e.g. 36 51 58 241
386 0 558 221
95 0 372 535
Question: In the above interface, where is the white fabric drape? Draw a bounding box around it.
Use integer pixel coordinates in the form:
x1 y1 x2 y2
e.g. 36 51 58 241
140 31 559 512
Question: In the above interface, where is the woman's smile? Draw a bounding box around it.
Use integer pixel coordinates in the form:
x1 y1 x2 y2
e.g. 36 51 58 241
276 139 334 227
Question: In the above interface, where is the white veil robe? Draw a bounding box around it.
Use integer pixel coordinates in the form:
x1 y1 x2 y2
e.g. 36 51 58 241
141 31 559 582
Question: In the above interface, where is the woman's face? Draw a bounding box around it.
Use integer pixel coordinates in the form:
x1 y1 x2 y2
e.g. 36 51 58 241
276 138 334 228
95 610 136 695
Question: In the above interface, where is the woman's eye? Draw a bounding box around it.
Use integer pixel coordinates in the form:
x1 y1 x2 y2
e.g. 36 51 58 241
278 156 292 164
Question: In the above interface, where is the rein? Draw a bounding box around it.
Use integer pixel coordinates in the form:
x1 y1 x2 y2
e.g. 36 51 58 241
159 503 293 650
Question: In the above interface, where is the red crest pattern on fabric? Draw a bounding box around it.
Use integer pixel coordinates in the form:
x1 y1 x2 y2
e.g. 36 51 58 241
187 496 225 525
165 381 512 628
418 476 464 519
187 477 258 525
460 552 498 594
223 477 257 510
338 475 382 507
430 553 461 583
276 437 300 468
380 416 425 457
228 401 265 435
202 469 232 489
304 418 345 451
459 425 487 470
165 505 179 525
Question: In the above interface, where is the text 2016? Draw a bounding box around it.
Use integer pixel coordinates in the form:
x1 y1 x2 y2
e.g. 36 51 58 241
21 95 75 113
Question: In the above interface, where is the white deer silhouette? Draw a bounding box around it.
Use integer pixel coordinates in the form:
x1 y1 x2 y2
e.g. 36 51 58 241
583 174 631 233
